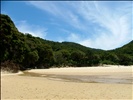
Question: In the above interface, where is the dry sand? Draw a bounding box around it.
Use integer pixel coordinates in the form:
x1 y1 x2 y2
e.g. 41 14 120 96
1 65 133 100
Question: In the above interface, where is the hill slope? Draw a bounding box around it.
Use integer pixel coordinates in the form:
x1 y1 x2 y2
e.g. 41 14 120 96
0 14 133 72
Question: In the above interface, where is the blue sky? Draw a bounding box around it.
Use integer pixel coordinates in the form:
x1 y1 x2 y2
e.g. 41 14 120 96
1 1 133 50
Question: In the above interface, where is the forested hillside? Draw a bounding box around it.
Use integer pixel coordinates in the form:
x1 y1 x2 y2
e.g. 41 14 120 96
0 14 133 72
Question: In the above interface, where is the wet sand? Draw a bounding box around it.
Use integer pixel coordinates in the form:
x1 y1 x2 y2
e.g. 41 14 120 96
1 66 133 100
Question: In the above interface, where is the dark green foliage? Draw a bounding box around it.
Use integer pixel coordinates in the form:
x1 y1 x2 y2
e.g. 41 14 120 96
26 51 39 67
100 52 119 65
0 14 18 62
117 54 133 65
0 14 54 71
109 40 133 65
36 44 54 68
71 50 85 67
0 14 133 72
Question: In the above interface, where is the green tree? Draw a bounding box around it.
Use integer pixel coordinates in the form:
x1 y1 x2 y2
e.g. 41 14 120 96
28 51 39 68
36 44 54 68
71 50 85 66
117 54 133 65
85 50 94 66
101 52 119 65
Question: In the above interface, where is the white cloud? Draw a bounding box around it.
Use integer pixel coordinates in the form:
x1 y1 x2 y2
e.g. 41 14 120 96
15 20 47 39
67 33 80 42
77 1 132 50
28 1 132 50
58 29 81 43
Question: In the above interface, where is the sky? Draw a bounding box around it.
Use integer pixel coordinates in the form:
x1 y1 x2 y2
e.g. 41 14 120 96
1 1 133 50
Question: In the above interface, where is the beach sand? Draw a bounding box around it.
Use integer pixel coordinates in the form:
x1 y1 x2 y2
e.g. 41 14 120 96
1 66 133 100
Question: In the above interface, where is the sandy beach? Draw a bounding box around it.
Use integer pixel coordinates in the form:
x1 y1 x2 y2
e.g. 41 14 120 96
1 66 133 100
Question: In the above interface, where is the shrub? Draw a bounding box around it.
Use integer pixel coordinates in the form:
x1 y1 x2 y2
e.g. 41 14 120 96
1 60 20 73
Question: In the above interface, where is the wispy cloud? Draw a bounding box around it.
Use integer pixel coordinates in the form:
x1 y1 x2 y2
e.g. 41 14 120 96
77 1 132 50
78 1 132 50
28 1 86 31
28 1 132 50
15 20 47 39
67 33 81 42
27 1 61 16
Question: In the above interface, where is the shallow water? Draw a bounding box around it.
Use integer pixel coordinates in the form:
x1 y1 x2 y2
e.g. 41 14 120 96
20 71 133 84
